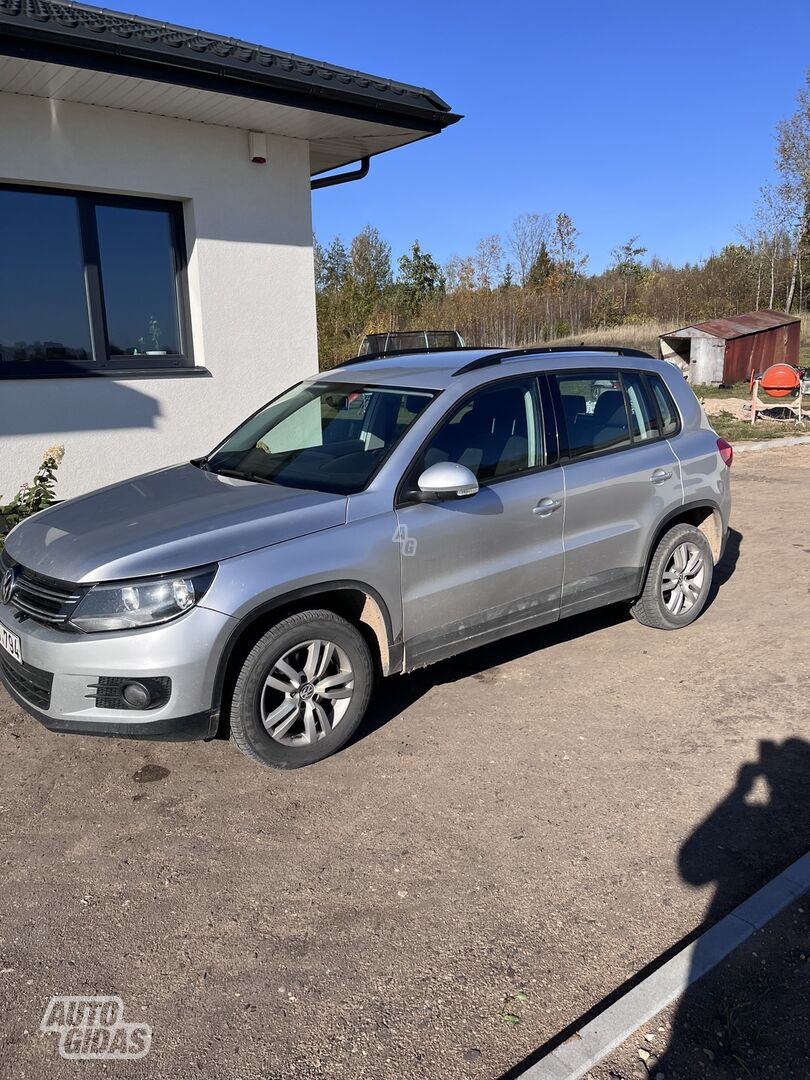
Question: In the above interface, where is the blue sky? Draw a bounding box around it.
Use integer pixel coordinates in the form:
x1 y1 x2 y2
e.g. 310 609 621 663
131 0 808 273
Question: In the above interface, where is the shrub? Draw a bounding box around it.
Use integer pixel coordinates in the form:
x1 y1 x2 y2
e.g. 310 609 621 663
0 445 65 550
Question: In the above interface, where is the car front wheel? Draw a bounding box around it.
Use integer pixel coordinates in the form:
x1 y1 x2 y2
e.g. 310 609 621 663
630 523 714 630
229 609 373 768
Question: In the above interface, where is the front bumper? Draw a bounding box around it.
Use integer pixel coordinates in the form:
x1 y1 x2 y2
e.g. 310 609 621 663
0 601 234 741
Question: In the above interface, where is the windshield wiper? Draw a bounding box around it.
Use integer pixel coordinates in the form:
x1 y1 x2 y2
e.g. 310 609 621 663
208 466 275 485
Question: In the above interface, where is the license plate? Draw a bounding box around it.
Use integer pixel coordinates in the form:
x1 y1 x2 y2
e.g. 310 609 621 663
0 622 22 664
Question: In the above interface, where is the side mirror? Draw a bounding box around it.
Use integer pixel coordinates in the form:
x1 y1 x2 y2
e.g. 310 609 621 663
416 462 479 500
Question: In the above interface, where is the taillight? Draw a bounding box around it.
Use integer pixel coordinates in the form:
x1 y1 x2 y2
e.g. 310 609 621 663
717 438 733 467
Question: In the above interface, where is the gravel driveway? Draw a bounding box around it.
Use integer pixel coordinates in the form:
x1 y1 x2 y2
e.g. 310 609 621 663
1 444 808 1080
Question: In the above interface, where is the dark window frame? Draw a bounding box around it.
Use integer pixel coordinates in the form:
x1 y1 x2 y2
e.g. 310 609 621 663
549 367 681 463
0 182 193 379
642 372 682 439
396 373 552 506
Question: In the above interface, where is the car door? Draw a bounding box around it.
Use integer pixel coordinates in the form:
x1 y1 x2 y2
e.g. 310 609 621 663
395 376 565 668
551 368 683 617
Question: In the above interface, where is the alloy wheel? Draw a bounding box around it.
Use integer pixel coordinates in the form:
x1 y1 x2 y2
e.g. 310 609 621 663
661 541 706 617
260 639 354 745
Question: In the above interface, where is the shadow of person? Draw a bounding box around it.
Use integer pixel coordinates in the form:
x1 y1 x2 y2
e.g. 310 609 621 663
652 737 810 1079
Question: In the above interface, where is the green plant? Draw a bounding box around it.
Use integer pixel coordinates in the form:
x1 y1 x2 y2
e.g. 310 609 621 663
0 445 65 549
148 315 162 351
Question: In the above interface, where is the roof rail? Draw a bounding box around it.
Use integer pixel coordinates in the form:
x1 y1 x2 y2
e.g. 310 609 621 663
452 345 656 376
334 346 492 368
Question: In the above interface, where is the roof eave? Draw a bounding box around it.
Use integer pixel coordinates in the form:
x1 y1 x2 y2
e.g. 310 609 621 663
0 20 461 134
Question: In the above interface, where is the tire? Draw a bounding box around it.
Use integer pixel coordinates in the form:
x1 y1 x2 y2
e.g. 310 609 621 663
630 523 714 630
229 609 374 768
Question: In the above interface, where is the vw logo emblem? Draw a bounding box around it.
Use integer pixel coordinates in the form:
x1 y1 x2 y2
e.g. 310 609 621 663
1 568 15 606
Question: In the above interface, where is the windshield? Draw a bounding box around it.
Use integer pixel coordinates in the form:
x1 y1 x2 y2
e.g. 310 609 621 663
205 382 436 495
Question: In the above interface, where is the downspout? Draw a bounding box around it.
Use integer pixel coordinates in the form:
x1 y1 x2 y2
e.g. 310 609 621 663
311 157 370 191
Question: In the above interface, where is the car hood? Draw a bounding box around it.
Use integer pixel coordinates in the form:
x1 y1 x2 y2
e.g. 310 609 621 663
5 464 347 583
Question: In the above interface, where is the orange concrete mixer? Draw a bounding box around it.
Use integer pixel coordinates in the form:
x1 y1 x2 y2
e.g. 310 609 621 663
749 364 804 423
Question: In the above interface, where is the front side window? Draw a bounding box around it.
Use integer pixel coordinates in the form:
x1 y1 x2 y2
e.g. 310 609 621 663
555 371 631 457
0 184 189 376
207 383 435 495
410 379 542 484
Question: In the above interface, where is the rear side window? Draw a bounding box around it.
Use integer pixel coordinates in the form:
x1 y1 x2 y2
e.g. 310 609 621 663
623 372 660 442
554 371 631 458
647 374 680 437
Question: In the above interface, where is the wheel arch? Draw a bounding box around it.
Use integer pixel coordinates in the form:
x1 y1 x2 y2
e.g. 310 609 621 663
209 581 401 736
641 500 724 588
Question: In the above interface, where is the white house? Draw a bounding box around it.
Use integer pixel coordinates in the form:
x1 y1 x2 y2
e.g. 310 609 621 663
0 0 458 499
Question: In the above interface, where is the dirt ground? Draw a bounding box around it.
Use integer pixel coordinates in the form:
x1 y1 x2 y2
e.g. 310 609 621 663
1 446 809 1080
590 898 810 1080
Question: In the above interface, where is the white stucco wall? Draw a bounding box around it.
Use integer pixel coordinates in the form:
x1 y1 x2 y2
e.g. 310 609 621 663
0 92 318 500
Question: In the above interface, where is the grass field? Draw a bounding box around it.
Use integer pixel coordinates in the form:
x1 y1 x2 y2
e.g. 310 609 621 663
548 312 810 365
710 411 807 441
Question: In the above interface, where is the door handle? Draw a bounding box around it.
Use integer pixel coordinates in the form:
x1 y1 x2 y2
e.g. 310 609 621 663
533 497 562 516
650 469 672 484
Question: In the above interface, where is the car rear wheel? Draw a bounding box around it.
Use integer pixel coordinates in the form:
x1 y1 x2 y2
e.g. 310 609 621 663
229 609 373 768
630 523 714 630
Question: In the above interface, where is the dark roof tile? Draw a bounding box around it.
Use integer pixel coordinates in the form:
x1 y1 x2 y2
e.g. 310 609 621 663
0 0 459 127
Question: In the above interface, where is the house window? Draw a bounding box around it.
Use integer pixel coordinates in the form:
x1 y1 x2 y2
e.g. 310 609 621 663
0 184 191 377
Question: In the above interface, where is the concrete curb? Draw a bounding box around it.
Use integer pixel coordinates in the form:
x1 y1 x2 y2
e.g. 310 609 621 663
515 852 810 1080
733 434 810 452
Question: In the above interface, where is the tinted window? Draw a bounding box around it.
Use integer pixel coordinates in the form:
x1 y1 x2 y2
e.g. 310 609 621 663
0 189 92 365
0 184 188 375
555 371 631 457
414 379 541 483
208 383 435 495
623 372 660 441
648 375 680 436
97 205 180 356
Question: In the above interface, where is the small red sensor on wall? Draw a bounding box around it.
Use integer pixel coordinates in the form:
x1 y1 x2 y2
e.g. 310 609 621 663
248 132 267 164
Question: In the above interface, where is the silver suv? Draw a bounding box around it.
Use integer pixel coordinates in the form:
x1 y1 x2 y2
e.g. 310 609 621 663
0 347 732 769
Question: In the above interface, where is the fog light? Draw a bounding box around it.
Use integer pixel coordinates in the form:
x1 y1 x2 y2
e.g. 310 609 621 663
90 675 172 711
122 682 152 709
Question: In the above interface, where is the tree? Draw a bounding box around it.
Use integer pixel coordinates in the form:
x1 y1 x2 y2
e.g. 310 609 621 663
508 212 551 286
746 185 791 309
526 241 553 290
474 234 505 290
500 262 515 290
444 254 476 292
348 226 392 298
343 226 392 332
609 235 648 312
775 69 810 311
397 241 446 315
551 213 588 284
315 235 348 294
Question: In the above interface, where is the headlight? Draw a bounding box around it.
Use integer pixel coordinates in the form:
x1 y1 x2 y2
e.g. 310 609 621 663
70 566 217 632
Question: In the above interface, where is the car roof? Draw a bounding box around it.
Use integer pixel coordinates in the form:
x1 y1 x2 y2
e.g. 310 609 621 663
318 350 500 389
315 348 669 391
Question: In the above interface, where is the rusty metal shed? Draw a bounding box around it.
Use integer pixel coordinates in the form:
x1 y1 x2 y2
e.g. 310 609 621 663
659 310 801 385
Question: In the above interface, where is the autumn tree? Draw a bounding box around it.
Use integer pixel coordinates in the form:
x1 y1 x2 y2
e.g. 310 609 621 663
776 69 810 311
508 212 552 286
609 235 648 312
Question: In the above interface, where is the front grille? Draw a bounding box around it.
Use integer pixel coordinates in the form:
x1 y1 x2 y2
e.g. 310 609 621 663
0 650 53 710
1 551 84 628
